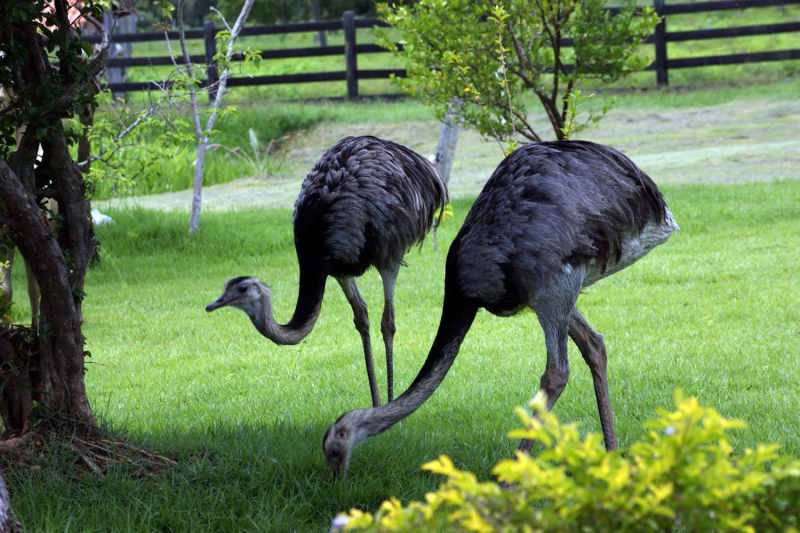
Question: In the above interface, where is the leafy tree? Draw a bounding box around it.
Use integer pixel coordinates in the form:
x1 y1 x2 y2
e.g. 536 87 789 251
0 0 109 437
166 0 257 234
378 0 659 144
216 0 377 25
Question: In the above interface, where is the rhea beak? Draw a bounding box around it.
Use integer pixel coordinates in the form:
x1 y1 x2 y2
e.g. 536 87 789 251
327 450 350 479
324 437 351 478
206 296 230 312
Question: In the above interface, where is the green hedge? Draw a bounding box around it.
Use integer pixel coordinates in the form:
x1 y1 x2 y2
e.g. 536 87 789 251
336 393 800 532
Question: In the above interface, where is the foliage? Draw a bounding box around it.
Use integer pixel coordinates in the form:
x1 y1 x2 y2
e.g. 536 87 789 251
71 90 190 197
377 0 658 144
339 392 800 532
210 127 283 178
0 0 102 159
82 100 325 199
75 2 265 200
216 0 377 25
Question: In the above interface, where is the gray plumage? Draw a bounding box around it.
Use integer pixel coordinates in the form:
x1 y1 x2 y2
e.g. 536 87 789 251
323 140 678 475
295 136 447 275
207 136 447 407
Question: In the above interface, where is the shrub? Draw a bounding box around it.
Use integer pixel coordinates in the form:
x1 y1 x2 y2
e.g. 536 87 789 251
336 392 800 532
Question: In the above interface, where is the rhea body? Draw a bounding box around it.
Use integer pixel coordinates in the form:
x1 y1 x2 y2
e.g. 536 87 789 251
206 136 447 407
323 140 678 474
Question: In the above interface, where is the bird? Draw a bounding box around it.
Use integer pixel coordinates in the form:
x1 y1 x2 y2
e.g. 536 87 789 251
322 140 679 475
206 135 447 408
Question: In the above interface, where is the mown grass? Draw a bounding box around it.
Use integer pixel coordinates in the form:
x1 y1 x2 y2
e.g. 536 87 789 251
91 74 800 200
4 178 799 531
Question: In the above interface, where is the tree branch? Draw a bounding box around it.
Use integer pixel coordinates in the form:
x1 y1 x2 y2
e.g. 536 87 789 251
560 78 575 133
507 22 533 78
533 87 562 138
77 102 159 168
491 99 541 142
206 0 256 130
209 7 233 32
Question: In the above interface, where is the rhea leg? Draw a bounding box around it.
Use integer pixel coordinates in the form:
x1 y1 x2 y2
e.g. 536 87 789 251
337 276 381 408
569 307 618 450
519 267 582 454
379 265 399 402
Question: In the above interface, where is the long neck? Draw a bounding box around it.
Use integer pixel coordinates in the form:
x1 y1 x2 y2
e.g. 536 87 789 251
252 265 327 345
363 291 478 436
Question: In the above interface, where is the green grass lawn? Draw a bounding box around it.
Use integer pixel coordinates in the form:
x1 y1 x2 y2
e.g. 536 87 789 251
90 75 800 201
4 178 799 531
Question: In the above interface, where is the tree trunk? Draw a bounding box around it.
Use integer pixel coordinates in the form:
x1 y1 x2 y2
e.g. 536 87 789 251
433 108 461 187
0 470 21 533
0 141 96 435
431 103 460 251
182 0 255 235
77 83 99 175
0 0 106 441
188 138 207 234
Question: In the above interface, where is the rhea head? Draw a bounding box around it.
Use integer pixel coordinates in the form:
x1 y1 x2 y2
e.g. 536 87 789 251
322 408 373 477
206 276 269 315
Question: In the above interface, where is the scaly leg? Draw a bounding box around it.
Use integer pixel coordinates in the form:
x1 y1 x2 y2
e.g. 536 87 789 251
379 265 399 402
569 307 618 450
518 267 582 455
337 277 381 407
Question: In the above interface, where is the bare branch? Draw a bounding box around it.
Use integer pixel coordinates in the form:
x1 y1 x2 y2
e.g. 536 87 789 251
206 0 256 128
209 7 233 32
491 99 541 142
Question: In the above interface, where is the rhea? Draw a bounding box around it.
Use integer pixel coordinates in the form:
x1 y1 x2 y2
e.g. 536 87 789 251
323 140 678 475
207 136 447 407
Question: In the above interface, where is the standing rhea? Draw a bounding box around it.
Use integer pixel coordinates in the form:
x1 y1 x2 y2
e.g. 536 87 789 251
207 136 447 408
323 140 678 475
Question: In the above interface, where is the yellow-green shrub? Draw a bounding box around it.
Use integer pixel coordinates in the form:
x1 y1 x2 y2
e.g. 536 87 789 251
337 393 800 532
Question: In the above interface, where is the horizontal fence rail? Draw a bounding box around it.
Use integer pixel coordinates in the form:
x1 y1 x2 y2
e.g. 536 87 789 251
91 0 800 97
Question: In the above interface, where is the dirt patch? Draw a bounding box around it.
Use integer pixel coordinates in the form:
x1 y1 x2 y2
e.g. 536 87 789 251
98 97 800 212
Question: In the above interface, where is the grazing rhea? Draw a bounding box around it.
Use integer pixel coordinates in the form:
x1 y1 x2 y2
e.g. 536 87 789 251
207 136 447 407
323 140 678 475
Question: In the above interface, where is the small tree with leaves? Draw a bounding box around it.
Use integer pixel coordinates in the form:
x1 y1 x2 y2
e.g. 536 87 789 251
0 0 111 438
378 0 658 145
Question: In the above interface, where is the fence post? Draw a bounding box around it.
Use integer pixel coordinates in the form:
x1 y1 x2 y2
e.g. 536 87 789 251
204 20 219 102
312 0 327 47
343 11 358 100
653 0 668 86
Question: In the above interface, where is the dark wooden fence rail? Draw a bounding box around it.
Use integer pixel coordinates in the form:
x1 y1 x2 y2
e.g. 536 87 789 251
85 0 800 98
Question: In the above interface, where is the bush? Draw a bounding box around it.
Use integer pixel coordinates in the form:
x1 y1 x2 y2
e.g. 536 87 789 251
336 393 800 532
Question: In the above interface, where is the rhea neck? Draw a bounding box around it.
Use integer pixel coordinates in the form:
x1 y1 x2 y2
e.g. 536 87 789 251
356 291 479 436
248 266 327 346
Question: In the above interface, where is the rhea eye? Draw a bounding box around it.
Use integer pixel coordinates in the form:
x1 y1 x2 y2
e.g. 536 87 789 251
238 286 247 293
337 430 348 440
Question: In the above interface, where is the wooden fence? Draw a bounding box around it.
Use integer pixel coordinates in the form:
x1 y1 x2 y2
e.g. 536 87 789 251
85 0 800 98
